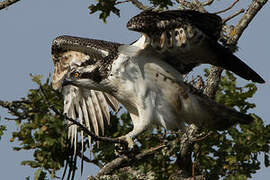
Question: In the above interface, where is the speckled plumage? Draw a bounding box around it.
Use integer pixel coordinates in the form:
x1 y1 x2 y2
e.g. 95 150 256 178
52 36 121 88
51 34 254 151
127 9 265 83
51 10 262 150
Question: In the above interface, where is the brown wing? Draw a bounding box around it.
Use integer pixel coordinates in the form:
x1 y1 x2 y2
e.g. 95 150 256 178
127 10 265 83
127 9 222 41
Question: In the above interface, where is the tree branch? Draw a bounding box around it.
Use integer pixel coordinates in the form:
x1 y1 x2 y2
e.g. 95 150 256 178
0 100 28 119
128 0 148 10
0 0 21 10
176 124 199 177
214 0 240 14
95 144 166 177
177 0 207 12
227 0 268 46
205 0 268 100
222 8 245 23
202 0 215 6
203 66 223 99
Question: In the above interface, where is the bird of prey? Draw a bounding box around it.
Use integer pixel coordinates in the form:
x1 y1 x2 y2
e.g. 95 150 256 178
51 10 264 149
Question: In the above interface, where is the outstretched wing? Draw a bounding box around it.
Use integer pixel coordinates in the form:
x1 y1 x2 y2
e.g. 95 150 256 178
51 35 120 150
127 10 265 83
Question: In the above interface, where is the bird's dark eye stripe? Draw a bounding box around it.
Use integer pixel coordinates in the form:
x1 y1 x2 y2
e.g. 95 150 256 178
80 72 91 78
79 69 103 83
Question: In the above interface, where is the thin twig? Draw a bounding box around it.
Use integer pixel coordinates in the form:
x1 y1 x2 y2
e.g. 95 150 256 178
0 0 21 10
128 0 148 10
177 0 207 12
214 0 240 14
202 0 215 6
65 116 127 145
115 0 129 5
222 8 245 23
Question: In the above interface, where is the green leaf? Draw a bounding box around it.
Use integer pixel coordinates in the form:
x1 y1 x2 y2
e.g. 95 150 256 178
34 169 47 180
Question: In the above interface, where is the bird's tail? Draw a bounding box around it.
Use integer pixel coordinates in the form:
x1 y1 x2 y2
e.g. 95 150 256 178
183 86 254 130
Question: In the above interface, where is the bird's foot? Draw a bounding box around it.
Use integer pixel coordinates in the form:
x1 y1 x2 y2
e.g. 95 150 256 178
114 135 136 156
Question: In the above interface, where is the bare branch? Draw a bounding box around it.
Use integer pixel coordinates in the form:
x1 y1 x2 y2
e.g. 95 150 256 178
115 0 129 5
214 0 240 14
202 0 215 6
222 8 245 23
177 0 195 9
95 144 166 177
203 66 223 99
0 0 21 10
128 0 148 10
227 0 268 46
94 124 206 177
177 0 207 12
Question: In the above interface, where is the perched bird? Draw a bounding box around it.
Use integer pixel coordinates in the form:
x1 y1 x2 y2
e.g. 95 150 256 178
51 10 263 149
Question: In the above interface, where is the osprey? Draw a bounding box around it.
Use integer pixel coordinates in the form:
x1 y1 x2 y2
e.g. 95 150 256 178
51 10 264 149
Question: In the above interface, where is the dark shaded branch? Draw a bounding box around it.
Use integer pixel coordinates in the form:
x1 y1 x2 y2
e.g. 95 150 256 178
128 0 148 10
176 124 199 177
214 0 240 14
65 116 127 145
223 8 245 23
0 0 21 10
0 100 28 119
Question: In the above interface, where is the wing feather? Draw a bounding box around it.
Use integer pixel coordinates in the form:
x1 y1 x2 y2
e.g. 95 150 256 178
127 9 222 40
127 10 264 83
91 91 105 136
81 98 92 146
104 93 119 112
52 36 121 148
96 92 110 124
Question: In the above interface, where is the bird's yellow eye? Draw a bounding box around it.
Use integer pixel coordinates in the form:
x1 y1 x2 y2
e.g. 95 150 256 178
74 72 80 78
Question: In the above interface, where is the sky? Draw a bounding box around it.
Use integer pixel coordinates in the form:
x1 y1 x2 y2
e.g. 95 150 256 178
0 0 269 179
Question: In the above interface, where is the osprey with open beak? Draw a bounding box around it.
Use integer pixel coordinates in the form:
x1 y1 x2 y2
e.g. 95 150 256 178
51 10 264 149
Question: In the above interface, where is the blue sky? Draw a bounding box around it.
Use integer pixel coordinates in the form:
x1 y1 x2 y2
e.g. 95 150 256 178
0 0 269 179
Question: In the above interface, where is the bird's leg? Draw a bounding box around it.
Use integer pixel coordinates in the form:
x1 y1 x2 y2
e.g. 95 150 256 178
116 103 154 154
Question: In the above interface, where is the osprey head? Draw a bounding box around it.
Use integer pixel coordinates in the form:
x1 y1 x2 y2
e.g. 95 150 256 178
51 36 121 91
62 64 108 91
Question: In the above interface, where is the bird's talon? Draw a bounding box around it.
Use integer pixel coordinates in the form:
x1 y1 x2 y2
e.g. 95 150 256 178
114 136 135 155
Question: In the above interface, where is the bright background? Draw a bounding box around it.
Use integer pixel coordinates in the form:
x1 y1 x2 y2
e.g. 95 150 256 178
0 0 269 179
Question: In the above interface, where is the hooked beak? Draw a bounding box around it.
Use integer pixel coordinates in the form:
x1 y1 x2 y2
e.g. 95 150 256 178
62 79 75 87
